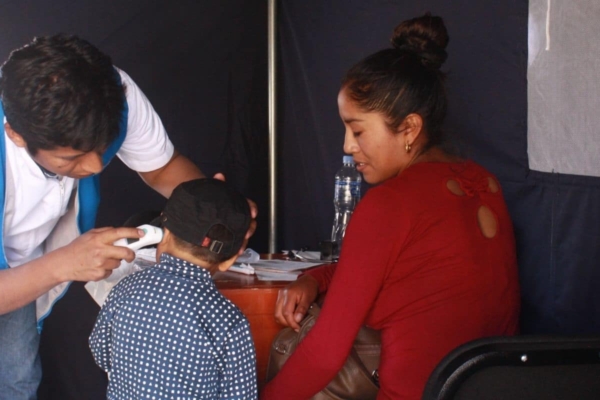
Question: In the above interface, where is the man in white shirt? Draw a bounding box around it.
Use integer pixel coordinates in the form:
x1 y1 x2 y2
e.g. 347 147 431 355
0 34 256 399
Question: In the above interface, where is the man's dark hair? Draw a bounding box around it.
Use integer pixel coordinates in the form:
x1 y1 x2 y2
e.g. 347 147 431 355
0 34 126 154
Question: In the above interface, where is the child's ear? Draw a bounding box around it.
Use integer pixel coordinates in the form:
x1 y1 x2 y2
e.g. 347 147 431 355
217 254 239 272
155 228 172 262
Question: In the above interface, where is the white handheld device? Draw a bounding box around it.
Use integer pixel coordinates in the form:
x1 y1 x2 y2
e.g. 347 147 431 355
113 224 164 251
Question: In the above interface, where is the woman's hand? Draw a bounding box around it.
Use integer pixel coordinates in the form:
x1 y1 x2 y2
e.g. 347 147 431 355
274 274 319 332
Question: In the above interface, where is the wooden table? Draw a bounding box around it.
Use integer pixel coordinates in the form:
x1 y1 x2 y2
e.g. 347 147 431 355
213 264 289 389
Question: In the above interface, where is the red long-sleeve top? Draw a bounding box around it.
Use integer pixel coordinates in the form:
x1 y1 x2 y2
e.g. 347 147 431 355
261 161 520 400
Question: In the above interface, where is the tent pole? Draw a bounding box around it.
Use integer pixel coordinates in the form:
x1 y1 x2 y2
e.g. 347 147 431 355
267 0 277 253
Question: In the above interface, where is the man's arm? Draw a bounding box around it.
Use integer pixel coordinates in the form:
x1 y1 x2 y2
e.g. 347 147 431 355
138 150 204 198
0 227 141 315
0 256 66 315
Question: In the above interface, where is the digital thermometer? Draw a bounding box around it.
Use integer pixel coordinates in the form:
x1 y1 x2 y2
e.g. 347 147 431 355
113 224 164 251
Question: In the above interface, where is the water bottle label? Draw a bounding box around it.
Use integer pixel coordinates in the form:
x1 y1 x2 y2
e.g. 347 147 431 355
350 181 360 198
335 180 361 198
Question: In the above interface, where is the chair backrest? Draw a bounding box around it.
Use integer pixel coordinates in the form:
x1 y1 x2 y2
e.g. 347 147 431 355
422 335 600 400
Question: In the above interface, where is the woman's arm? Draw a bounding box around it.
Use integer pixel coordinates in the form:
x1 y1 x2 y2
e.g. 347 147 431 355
273 264 337 331
304 262 337 293
262 187 410 399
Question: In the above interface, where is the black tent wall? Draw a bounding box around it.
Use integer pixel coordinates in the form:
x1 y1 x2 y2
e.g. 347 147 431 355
0 0 598 339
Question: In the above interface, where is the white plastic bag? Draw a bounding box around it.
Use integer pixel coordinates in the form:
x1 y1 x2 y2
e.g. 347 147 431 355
85 248 157 306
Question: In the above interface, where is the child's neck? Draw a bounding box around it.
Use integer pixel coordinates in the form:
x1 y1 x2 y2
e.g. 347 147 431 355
159 247 217 274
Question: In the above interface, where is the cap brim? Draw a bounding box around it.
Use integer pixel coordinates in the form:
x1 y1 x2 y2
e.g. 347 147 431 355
122 210 162 228
148 215 163 228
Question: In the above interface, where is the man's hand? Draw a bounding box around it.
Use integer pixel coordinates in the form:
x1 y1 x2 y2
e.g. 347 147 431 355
273 274 319 332
0 227 144 315
51 227 143 282
213 173 258 255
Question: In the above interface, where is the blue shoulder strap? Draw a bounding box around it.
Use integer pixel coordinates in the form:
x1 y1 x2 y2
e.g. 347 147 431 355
0 102 7 269
77 72 128 233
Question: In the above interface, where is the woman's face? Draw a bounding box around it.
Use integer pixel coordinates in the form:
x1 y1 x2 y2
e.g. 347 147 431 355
338 88 410 185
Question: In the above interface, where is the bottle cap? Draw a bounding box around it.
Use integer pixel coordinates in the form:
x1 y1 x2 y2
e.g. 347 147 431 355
343 155 354 164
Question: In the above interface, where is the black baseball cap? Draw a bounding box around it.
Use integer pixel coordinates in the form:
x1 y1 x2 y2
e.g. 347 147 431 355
161 178 251 259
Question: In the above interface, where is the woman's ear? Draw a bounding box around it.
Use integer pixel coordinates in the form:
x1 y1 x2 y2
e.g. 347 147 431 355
4 123 27 148
398 113 424 144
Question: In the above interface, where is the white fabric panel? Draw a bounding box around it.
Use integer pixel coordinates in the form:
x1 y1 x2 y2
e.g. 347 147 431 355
528 0 600 177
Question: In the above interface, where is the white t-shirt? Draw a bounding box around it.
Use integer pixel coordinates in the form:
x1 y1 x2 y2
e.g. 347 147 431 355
3 68 175 267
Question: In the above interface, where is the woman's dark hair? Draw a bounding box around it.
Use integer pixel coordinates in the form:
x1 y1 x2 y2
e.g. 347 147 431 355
342 13 449 148
0 34 126 154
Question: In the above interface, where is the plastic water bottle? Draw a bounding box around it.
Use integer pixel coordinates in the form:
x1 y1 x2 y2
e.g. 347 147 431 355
331 155 361 256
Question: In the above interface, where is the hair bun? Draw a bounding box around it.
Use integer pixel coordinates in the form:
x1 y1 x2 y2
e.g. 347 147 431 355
390 13 449 70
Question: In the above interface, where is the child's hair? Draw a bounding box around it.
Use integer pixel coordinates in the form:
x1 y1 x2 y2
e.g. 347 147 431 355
0 34 125 154
162 179 251 264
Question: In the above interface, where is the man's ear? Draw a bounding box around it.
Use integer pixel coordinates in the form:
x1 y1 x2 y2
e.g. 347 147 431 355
4 123 27 148
398 113 424 144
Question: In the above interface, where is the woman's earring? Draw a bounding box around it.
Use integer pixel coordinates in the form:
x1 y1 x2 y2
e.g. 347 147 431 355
405 142 412 153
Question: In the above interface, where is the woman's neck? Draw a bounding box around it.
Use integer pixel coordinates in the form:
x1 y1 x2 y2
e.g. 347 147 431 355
411 146 461 165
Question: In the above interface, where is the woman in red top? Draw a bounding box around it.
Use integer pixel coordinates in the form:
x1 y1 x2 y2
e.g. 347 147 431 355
261 13 520 400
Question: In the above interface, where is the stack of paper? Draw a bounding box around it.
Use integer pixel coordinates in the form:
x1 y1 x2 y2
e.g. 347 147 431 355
229 249 323 281
229 248 260 275
252 260 322 281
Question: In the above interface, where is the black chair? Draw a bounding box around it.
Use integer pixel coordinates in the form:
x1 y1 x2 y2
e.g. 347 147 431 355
422 335 600 400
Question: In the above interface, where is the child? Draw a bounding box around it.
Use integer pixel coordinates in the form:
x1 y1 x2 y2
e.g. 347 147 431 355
89 178 257 399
